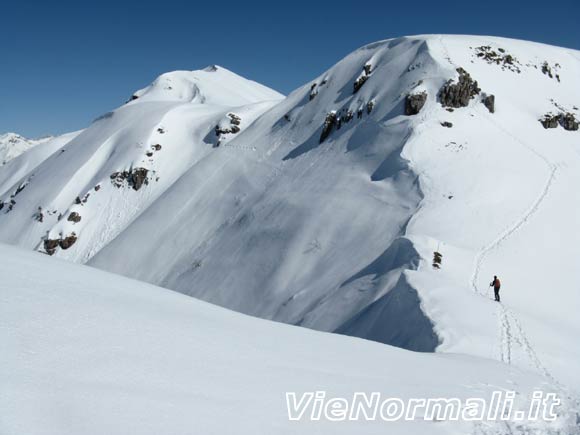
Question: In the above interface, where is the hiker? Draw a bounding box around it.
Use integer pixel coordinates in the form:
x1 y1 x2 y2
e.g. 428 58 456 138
490 275 501 302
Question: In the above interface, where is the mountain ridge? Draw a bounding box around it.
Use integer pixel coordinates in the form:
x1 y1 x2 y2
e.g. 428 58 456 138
1 34 579 394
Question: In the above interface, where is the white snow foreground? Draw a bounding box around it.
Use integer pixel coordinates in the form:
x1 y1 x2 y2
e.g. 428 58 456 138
0 243 577 435
1 35 580 401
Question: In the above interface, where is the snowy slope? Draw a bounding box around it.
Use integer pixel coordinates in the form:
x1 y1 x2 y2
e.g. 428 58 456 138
0 66 282 258
0 243 577 435
0 131 81 197
1 36 579 398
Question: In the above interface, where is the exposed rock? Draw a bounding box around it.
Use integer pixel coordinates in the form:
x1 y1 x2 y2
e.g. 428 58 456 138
157 127 165 134
68 212 82 223
44 238 60 255
320 112 338 143
59 233 77 250
146 151 153 157
35 207 44 222
559 113 579 131
482 94 495 113
366 100 375 114
94 184 101 191
473 46 521 73
405 92 427 115
343 110 353 123
110 168 150 190
309 83 318 101
353 64 372 93
540 114 560 129
152 144 162 151
441 122 453 128
541 62 553 78
74 196 82 205
439 68 481 108
130 168 149 191
353 75 369 93
215 113 242 137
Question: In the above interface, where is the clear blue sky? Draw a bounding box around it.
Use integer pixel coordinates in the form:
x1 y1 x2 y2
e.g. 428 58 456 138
1 0 579 137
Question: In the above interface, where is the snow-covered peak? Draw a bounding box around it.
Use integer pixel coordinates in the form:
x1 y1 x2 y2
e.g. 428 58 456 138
127 65 284 106
0 132 52 165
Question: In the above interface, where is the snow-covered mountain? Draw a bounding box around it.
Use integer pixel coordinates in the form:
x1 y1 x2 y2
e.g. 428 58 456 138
1 242 577 435
0 133 53 165
1 35 579 399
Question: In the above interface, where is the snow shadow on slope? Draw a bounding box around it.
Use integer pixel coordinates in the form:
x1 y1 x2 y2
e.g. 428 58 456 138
335 238 440 352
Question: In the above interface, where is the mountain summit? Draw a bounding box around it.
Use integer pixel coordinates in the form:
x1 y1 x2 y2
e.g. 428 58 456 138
1 35 579 395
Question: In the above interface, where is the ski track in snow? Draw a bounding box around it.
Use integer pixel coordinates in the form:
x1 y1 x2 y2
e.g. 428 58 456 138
436 37 568 391
469 109 557 380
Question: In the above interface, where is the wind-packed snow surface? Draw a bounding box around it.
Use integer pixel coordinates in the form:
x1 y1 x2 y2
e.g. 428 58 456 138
0 243 578 435
1 35 580 401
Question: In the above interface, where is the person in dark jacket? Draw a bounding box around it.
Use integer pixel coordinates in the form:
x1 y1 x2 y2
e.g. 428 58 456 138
490 276 501 302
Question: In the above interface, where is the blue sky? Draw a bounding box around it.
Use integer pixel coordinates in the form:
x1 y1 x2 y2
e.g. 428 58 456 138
1 0 579 137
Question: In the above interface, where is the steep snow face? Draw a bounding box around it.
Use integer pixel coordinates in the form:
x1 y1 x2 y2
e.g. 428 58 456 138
128 65 283 105
1 243 577 435
0 133 52 165
1 35 580 396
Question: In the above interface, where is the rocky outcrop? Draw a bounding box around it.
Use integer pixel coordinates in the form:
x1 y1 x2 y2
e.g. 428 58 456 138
440 121 453 128
353 64 372 93
68 212 81 223
540 114 559 129
559 113 579 131
473 46 521 73
59 233 77 250
110 168 150 191
405 92 427 115
439 68 481 108
309 83 318 101
215 113 241 136
43 232 78 255
540 112 579 131
125 95 139 104
483 94 495 113
43 239 60 255
320 112 338 143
